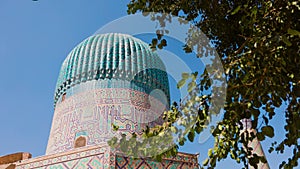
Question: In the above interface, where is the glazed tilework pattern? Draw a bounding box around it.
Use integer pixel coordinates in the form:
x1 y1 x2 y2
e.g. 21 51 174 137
54 33 170 106
16 145 198 169
46 86 167 155
16 146 110 169
115 154 199 169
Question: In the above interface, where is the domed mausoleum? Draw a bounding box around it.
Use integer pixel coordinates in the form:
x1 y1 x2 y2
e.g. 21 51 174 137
47 33 171 154
0 33 199 169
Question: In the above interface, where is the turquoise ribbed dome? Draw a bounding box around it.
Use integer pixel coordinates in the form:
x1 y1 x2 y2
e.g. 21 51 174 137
54 33 170 106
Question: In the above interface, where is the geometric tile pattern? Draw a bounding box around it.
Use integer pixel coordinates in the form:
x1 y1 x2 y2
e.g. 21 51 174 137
54 33 170 106
16 145 199 169
16 145 110 169
46 87 167 155
115 153 199 169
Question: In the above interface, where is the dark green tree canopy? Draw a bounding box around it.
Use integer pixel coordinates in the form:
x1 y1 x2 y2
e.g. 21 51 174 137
108 1 300 168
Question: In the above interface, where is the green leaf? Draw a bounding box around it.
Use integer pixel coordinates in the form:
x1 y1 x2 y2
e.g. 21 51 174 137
257 132 265 141
112 124 119 131
187 130 195 142
203 158 209 166
107 137 118 147
161 39 167 46
151 38 158 45
208 148 213 157
191 72 198 80
177 79 186 88
262 126 274 138
157 43 163 49
195 125 203 134
183 44 192 53
231 6 241 15
155 154 162 162
179 138 185 146
260 156 267 163
210 156 217 167
282 35 292 46
188 81 196 92
249 157 259 168
181 72 190 79
252 109 260 118
287 28 300 36
120 142 128 152
230 150 237 159
170 126 177 133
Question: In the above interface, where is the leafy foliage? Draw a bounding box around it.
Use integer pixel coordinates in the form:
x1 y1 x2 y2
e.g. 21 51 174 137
108 0 300 168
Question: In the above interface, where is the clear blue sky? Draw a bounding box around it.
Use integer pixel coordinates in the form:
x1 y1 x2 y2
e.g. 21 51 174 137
0 1 291 168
